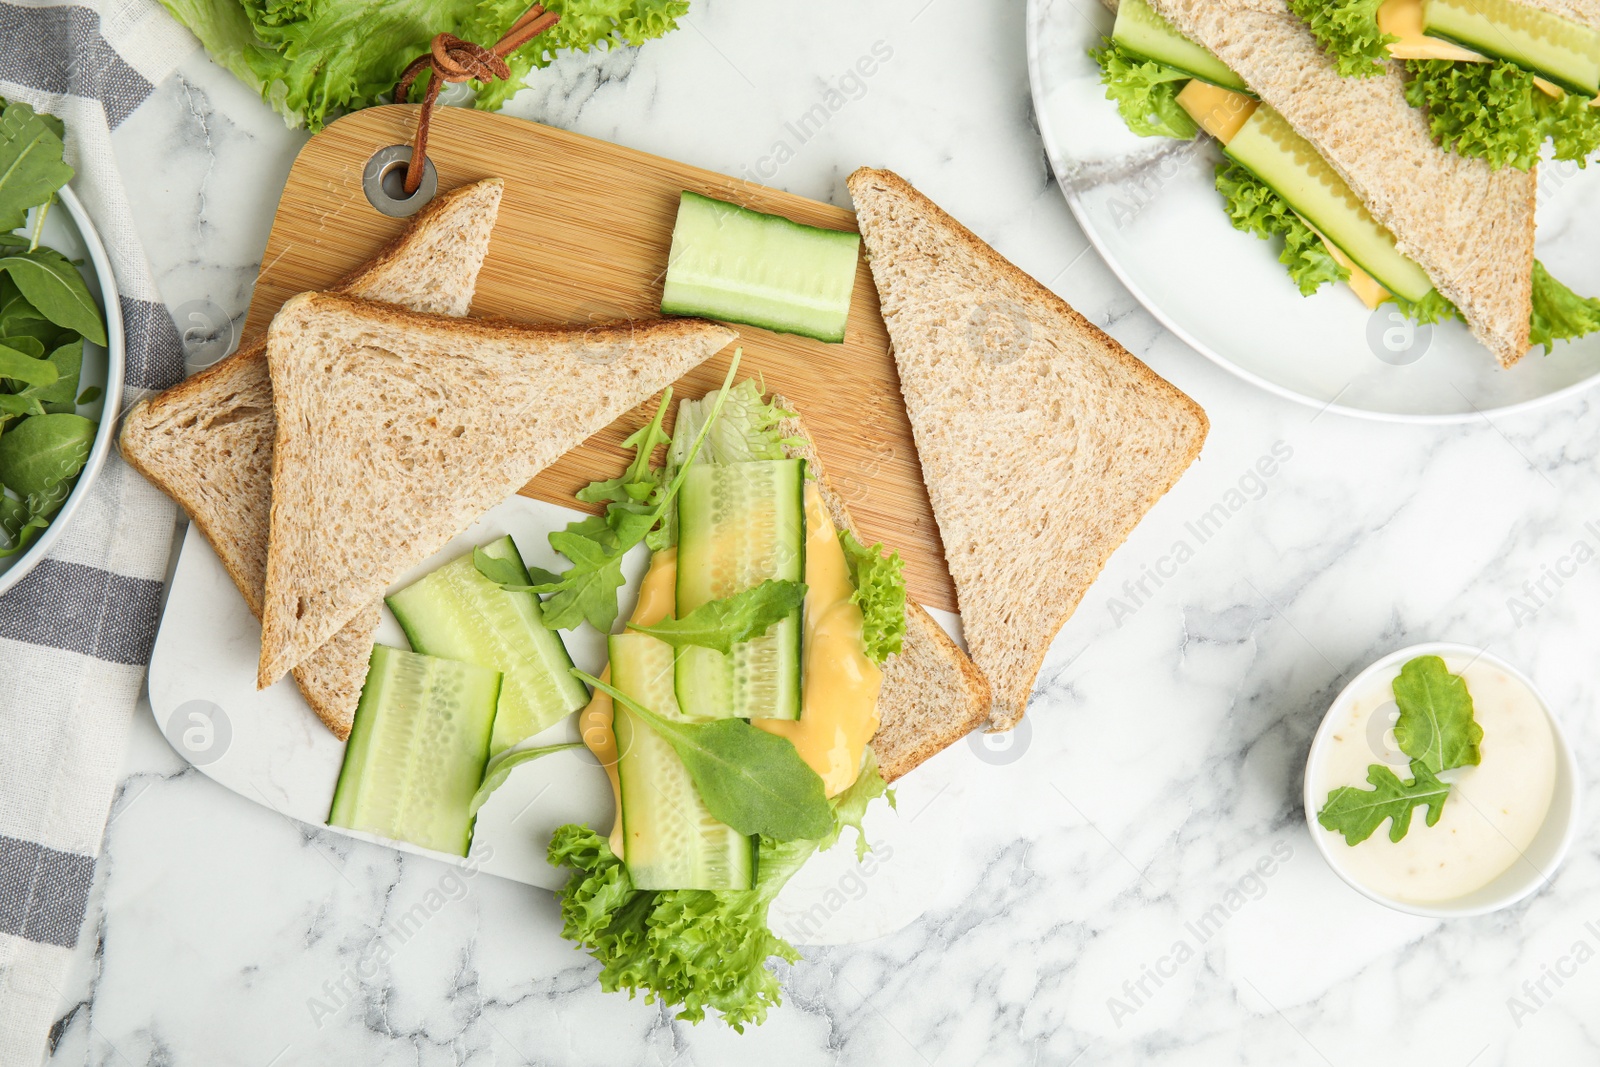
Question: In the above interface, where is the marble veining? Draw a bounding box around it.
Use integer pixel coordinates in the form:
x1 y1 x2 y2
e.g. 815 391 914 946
46 0 1600 1064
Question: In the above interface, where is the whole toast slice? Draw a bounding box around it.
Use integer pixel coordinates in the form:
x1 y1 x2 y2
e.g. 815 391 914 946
119 178 504 738
847 168 1208 731
258 292 736 687
774 402 991 782
1150 0 1537 366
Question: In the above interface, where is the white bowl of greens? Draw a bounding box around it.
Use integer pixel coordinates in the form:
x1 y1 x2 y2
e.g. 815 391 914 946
0 101 123 595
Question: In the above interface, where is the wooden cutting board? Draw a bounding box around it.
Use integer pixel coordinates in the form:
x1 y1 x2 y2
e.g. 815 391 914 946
244 105 955 612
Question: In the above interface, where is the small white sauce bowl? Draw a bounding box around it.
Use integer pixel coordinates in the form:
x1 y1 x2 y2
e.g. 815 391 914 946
1303 642 1581 918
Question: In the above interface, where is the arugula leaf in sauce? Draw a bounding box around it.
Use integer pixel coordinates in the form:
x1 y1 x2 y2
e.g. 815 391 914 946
1392 654 1483 774
1317 760 1450 845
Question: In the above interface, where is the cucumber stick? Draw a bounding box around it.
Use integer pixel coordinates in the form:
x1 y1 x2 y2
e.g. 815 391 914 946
661 191 860 343
611 633 754 890
1112 0 1250 92
1424 0 1600 95
387 536 588 755
674 459 806 721
328 646 499 857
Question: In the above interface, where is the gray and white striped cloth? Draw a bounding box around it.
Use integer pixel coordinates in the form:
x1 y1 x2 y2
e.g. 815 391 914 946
0 2 199 1063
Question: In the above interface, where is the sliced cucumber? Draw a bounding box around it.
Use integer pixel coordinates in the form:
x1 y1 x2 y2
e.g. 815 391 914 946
1225 105 1434 303
661 191 860 343
1424 0 1600 95
611 633 755 890
675 459 806 721
387 536 588 755
1113 0 1251 91
328 645 499 857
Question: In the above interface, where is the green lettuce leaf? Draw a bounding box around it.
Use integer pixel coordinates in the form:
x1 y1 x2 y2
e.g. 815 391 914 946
160 0 688 130
1530 259 1600 354
1215 162 1348 296
1536 88 1600 164
547 751 891 1030
1384 287 1461 326
1090 39 1197 140
1404 59 1542 169
838 531 906 665
1316 759 1450 845
1289 0 1394 78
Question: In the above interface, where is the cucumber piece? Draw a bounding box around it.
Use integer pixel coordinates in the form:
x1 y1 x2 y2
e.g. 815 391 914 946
387 536 588 755
328 646 499 856
675 459 806 721
661 191 860 343
1424 0 1600 95
1225 105 1434 302
611 633 755 890
1113 0 1251 92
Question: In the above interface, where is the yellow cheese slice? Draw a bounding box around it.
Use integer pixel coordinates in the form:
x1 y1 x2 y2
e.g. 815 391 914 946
1176 80 1257 143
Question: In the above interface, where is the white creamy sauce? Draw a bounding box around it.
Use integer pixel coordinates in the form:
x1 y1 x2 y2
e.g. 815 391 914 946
1311 656 1556 904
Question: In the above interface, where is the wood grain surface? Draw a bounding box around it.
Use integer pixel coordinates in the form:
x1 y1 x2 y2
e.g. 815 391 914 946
246 105 954 611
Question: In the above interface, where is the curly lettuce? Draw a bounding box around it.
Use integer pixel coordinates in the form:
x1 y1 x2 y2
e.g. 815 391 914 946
1530 260 1600 353
1215 162 1348 295
1385 287 1462 325
1289 0 1394 77
1534 88 1600 165
1404 60 1544 168
1090 39 1198 140
158 0 689 130
838 531 906 665
548 751 890 1030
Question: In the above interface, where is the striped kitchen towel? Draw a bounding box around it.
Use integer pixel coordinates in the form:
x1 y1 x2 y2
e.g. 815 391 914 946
0 2 198 1064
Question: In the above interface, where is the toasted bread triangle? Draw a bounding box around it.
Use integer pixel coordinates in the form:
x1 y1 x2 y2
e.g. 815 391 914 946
257 293 735 687
774 402 992 780
119 179 505 738
1148 0 1537 366
847 168 1208 730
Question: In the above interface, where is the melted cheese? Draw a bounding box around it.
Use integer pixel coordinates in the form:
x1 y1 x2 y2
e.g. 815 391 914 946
579 547 678 856
755 483 883 797
1176 80 1257 142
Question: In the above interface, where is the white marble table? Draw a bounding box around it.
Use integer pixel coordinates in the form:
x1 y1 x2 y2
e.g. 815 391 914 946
48 2 1600 1063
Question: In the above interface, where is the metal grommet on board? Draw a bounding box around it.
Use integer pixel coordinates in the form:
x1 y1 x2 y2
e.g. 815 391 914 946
362 145 437 217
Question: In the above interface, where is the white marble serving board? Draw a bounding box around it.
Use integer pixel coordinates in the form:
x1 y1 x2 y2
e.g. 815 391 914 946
1025 0 1600 420
148 496 937 944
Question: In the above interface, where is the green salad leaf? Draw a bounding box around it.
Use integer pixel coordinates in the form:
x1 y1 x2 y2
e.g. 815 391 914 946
1530 260 1600 354
576 669 834 841
577 386 672 506
0 250 108 346
1536 88 1600 164
0 342 58 387
468 741 584 815
838 530 906 665
158 0 689 131
1392 654 1483 773
1385 287 1462 326
1404 59 1542 169
1289 0 1394 77
547 750 891 1030
1316 759 1450 844
1090 39 1198 140
1215 162 1349 295
0 100 74 231
627 578 807 654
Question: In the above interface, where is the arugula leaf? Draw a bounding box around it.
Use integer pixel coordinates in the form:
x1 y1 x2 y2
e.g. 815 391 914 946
0 474 76 556
1392 654 1483 774
18 337 82 413
480 354 743 632
1215 162 1349 295
1090 39 1198 140
577 386 672 505
577 669 834 842
0 250 108 346
0 394 45 418
468 741 584 815
0 341 58 387
1530 260 1600 354
1317 759 1450 844
0 101 74 231
0 412 93 496
470 545 561 589
838 531 906 665
545 754 893 1029
1289 0 1394 78
627 578 806 653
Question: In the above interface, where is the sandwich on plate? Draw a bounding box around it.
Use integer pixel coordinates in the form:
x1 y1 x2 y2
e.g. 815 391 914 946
1092 0 1600 365
128 165 1206 1028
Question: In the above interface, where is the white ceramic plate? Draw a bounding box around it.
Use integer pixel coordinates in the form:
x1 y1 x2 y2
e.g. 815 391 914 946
1024 0 1600 421
149 495 940 944
0 185 125 593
